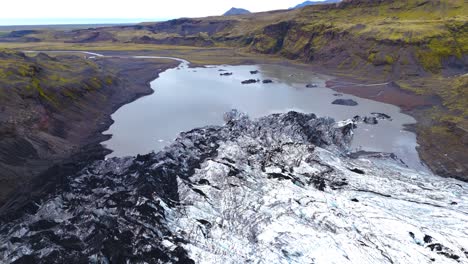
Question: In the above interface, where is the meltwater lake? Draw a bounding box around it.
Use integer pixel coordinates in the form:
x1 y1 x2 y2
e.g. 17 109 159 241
103 62 426 171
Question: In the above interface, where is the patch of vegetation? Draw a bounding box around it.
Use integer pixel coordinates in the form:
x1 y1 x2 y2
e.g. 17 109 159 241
367 52 376 63
441 75 468 118
0 49 114 109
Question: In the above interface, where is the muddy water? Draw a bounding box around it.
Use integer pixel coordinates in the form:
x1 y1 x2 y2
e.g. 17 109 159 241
104 63 427 171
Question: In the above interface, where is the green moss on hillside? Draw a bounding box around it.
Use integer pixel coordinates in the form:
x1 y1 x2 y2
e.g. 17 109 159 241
235 0 467 73
0 49 113 109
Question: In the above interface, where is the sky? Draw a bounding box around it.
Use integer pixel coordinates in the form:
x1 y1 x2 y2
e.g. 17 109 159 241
0 0 317 25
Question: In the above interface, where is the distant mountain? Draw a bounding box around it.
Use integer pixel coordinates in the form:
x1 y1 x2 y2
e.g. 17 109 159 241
291 0 341 9
223 7 251 16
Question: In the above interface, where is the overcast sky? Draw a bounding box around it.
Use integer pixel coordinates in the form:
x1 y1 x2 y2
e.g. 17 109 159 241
0 0 317 25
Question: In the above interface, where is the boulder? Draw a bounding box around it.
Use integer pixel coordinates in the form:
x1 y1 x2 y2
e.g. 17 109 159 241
332 99 358 106
371 112 392 120
363 116 378 125
241 79 259 84
352 115 362 122
353 115 379 125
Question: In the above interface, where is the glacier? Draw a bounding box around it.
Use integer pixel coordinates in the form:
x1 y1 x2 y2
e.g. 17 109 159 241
0 110 467 263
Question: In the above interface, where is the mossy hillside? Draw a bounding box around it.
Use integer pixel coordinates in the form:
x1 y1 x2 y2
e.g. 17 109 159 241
0 50 113 108
397 74 467 175
414 74 468 179
251 34 281 54
241 0 467 75
0 42 212 52
1 2 461 73
449 75 468 117
418 120 467 178
127 0 454 76
432 74 468 123
0 1 466 115
2 0 466 73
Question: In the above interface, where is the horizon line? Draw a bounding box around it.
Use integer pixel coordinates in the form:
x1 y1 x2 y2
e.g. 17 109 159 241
0 18 172 27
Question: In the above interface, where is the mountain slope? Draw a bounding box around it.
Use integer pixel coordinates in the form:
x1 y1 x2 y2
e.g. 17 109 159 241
1 110 467 263
291 0 341 9
0 49 113 204
19 0 464 76
223 7 251 16
0 49 178 206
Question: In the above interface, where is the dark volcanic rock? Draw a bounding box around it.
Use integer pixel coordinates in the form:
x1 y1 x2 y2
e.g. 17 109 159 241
332 99 358 106
371 112 392 120
348 167 365 174
250 70 259 74
241 79 259 84
306 83 318 88
220 72 233 76
363 116 378 125
353 114 388 125
262 79 273 84
352 115 362 122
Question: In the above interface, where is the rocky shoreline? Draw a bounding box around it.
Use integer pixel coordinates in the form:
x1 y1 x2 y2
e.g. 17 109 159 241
324 78 467 181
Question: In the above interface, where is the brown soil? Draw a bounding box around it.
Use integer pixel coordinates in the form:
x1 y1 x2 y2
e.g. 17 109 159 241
325 79 435 111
